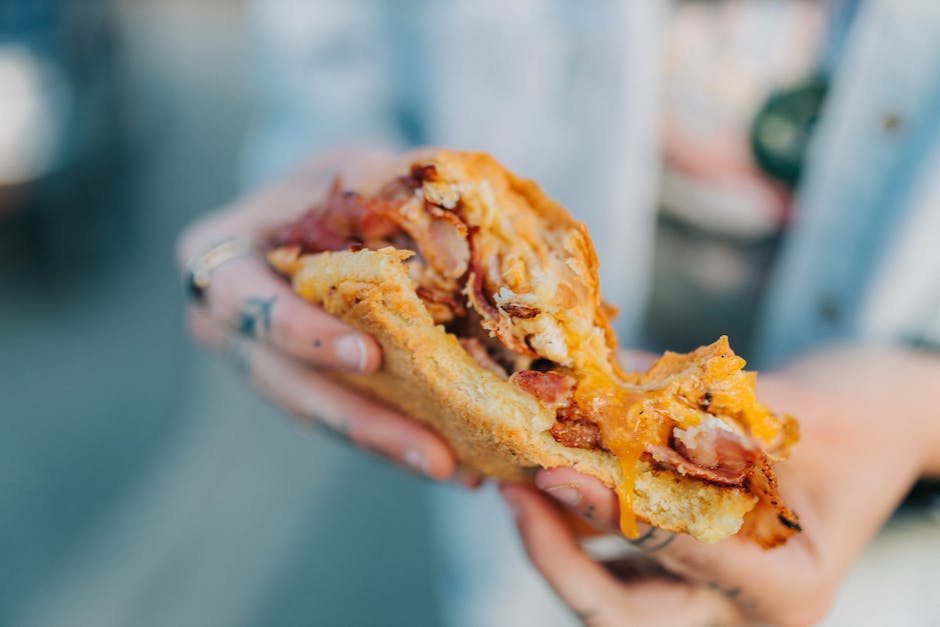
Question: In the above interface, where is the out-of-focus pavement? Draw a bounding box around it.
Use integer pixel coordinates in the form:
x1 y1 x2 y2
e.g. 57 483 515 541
0 2 440 625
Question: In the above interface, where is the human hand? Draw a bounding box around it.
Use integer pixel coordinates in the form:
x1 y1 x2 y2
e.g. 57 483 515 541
176 147 458 481
501 346 940 626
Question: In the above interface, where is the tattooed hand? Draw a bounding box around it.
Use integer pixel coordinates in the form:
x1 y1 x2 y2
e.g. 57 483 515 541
176 147 460 482
500 346 940 626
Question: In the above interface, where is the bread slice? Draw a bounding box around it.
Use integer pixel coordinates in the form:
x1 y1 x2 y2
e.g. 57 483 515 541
268 150 798 546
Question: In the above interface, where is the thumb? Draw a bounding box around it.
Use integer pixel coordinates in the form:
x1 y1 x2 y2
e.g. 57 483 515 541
499 483 740 627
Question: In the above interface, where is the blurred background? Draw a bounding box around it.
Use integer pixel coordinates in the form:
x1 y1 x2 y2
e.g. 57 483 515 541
1 1 938 626
1 1 440 625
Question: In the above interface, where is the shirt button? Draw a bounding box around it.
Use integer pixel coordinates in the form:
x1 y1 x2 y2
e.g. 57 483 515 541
882 111 905 134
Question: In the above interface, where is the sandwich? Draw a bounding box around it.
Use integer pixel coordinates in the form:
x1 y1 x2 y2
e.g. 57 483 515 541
267 150 800 548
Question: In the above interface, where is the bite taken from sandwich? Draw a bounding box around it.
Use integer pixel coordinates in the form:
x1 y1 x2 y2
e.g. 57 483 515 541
266 149 800 548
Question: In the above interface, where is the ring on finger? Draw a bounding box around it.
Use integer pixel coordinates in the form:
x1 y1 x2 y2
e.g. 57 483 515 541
185 237 258 305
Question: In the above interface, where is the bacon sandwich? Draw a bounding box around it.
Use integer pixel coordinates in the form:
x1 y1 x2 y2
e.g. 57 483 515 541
268 150 800 547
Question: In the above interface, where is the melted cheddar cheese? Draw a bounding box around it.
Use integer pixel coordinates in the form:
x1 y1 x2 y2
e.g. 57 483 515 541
566 337 790 537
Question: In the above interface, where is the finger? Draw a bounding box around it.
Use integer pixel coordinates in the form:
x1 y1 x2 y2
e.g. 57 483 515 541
536 466 745 567
188 308 456 480
500 484 739 627
535 467 621 533
536 468 680 554
199 254 382 372
499 483 632 623
535 467 824 622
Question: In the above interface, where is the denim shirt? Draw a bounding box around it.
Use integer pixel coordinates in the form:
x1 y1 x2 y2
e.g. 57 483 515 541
755 0 940 366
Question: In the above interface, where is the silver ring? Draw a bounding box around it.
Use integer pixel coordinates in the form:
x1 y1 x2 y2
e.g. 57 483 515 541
185 237 257 304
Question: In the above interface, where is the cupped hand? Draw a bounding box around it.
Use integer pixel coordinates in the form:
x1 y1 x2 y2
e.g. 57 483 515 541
501 346 940 626
176 147 459 481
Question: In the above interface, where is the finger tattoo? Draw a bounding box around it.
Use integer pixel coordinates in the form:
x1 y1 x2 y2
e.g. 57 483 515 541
627 527 676 553
237 296 276 340
644 534 676 553
627 527 658 547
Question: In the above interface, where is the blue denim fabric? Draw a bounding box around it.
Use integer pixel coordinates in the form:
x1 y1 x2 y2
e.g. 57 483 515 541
755 1 940 366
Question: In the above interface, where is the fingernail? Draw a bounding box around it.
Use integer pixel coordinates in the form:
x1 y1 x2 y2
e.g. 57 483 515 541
403 448 430 476
334 334 368 371
543 484 583 508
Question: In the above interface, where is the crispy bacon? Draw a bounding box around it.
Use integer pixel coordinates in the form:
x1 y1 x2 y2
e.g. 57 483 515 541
740 458 802 548
275 210 349 252
641 418 761 485
509 370 574 408
410 163 438 184
462 228 541 358
416 286 466 317
369 182 470 279
274 180 402 253
550 402 605 450
551 419 604 450
672 418 759 476
501 303 540 318
644 444 748 486
465 231 500 319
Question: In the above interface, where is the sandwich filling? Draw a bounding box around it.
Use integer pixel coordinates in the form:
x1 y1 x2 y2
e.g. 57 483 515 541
272 160 798 538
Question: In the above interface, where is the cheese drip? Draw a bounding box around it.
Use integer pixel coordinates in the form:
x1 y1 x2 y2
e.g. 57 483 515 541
572 366 647 538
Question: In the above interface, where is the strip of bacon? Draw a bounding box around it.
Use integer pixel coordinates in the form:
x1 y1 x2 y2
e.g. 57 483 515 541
368 177 471 280
464 228 501 320
672 417 759 476
509 370 574 409
644 444 749 486
501 303 540 318
551 419 604 450
274 180 402 253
